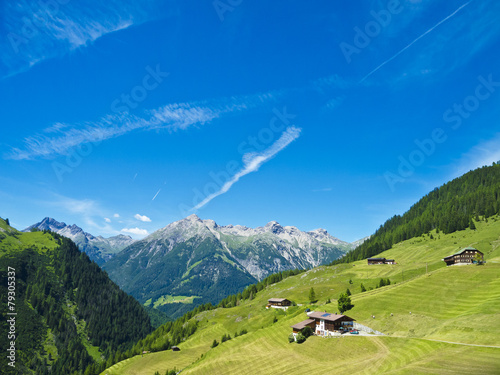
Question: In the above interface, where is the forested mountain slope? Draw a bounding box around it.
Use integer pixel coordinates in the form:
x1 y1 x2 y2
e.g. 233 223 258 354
0 218 152 375
341 162 500 263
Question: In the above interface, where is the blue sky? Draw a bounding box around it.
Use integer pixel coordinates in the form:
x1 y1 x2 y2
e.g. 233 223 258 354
1 0 500 242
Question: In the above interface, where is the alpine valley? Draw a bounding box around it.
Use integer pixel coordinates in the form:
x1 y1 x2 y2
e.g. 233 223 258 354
2 163 500 375
102 215 356 318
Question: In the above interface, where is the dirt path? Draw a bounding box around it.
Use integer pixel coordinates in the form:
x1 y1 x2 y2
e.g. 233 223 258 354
418 337 500 349
389 335 500 349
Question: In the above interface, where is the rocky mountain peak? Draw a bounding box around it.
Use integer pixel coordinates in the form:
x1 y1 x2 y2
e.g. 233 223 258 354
35 217 67 231
312 228 328 235
24 217 135 265
202 219 218 230
307 228 343 244
186 214 202 222
264 221 284 234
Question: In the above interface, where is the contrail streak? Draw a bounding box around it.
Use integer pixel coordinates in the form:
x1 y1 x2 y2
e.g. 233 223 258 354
359 1 471 83
152 189 161 201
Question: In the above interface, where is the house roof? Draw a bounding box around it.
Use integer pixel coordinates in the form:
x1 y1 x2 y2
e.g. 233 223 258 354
307 311 355 322
367 258 386 261
443 247 482 259
268 298 289 303
290 319 315 330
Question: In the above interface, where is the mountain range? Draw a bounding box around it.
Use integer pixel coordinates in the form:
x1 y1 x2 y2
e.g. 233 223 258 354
25 217 136 265
102 214 357 317
4 163 500 375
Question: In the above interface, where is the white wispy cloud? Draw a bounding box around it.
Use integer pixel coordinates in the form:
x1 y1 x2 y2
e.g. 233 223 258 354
355 0 500 85
104 217 111 223
6 93 276 160
121 227 149 236
312 187 333 192
1 0 162 78
325 96 345 110
449 134 500 179
134 214 151 222
360 1 472 83
192 126 302 210
113 213 120 218
313 74 355 91
53 195 100 216
44 194 119 235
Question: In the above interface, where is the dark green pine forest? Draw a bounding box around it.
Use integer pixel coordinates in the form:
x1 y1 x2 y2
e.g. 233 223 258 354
0 223 153 375
338 162 500 264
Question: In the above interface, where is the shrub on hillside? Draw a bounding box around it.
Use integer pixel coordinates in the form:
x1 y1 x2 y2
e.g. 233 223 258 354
296 332 306 344
302 326 313 338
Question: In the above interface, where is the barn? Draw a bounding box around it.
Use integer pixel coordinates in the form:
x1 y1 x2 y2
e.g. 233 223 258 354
267 298 292 310
291 312 355 338
367 258 395 265
442 247 483 266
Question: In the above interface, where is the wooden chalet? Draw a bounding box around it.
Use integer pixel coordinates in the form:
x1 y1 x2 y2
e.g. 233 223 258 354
291 312 355 338
291 319 316 334
367 258 395 265
171 346 180 352
267 298 292 309
442 247 483 266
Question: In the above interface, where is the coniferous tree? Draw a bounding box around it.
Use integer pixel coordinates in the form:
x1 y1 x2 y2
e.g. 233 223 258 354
469 218 476 230
338 293 353 314
308 287 316 303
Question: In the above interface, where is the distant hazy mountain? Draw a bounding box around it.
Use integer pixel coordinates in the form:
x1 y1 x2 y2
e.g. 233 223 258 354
25 217 135 265
103 214 353 317
350 235 371 249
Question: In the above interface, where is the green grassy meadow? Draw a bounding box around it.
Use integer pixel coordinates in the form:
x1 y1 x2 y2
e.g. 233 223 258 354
103 218 500 375
145 295 200 308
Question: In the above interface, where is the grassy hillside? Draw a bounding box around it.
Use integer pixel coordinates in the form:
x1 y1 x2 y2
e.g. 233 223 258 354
103 216 500 374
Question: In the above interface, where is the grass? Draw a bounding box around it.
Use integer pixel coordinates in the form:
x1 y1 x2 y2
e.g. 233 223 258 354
103 218 500 374
42 328 58 363
182 260 203 278
145 295 201 308
0 229 60 255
